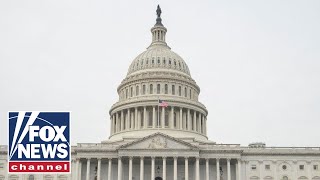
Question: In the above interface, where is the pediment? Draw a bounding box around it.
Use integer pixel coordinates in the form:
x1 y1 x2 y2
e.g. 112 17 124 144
119 132 198 150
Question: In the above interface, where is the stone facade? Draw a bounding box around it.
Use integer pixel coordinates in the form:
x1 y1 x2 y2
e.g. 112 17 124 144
1 6 320 180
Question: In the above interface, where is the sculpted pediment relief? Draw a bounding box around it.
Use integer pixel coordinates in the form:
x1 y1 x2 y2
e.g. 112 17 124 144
119 132 198 150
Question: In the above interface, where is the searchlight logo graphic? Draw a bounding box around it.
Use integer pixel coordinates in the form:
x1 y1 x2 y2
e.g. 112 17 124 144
8 112 70 173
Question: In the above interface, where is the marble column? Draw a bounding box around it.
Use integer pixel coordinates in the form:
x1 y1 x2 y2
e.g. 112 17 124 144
193 111 197 131
197 113 201 132
108 158 112 180
161 106 165 128
117 112 120 132
143 106 147 128
163 157 167 180
79 160 82 180
204 116 207 135
174 157 178 180
121 110 124 131
135 107 138 130
187 109 192 130
97 158 101 180
151 157 155 180
118 157 122 180
110 117 114 134
152 106 156 128
75 159 80 180
227 159 231 180
127 109 130 129
170 106 174 129
185 157 189 180
205 158 209 180
237 159 242 180
86 158 90 180
179 108 183 130
129 157 133 180
140 157 144 180
195 157 200 180
216 158 220 180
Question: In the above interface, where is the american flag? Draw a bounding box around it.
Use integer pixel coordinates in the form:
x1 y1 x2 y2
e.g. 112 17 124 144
158 99 169 107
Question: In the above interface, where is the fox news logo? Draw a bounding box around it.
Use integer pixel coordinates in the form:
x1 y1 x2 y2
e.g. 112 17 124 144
8 112 70 173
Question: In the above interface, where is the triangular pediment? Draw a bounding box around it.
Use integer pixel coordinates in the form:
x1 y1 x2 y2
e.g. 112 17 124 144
119 132 199 150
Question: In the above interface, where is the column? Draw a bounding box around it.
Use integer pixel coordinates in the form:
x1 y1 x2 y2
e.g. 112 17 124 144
161 106 165 128
143 106 147 128
204 116 207 135
79 160 82 180
152 106 156 128
273 161 277 180
170 106 174 128
108 158 112 180
195 157 200 180
205 158 209 180
118 157 122 180
174 157 178 180
97 158 101 180
185 157 189 180
259 161 263 180
135 107 138 129
151 157 155 180
197 113 201 133
75 159 80 180
86 158 90 180
129 157 133 180
237 159 242 180
179 108 183 130
121 110 124 130
127 109 130 129
187 109 191 130
110 117 114 134
227 159 231 180
193 111 197 131
216 158 220 180
138 109 141 129
117 112 120 132
140 157 144 180
163 157 167 180
131 110 134 130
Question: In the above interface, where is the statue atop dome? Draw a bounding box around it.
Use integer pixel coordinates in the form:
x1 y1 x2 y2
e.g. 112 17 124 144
155 5 163 26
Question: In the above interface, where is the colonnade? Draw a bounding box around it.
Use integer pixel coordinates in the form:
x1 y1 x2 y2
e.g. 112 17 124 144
74 157 242 180
110 106 207 135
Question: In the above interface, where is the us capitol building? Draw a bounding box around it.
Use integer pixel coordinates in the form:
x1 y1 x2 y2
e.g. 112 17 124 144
1 6 320 180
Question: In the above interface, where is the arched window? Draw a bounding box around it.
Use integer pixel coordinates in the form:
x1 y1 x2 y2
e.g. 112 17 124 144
28 175 35 180
157 84 161 94
165 84 168 94
150 84 153 94
184 87 187 97
189 89 192 99
179 86 182 96
142 85 146 95
172 85 175 95
136 86 139 96
130 87 133 97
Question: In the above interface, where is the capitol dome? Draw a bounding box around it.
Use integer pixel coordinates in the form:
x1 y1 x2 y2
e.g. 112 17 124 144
108 5 208 142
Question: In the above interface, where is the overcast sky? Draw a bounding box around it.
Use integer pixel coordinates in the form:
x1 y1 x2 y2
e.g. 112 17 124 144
1 0 319 147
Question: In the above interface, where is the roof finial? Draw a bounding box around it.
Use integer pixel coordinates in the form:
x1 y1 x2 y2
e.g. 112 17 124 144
155 5 163 26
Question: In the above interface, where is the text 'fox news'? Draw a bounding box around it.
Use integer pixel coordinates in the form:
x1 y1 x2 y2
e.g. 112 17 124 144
8 112 70 173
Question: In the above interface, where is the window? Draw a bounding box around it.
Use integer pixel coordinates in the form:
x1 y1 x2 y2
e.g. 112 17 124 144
174 112 177 127
152 58 154 64
282 165 287 170
136 86 139 96
179 86 182 96
130 87 133 97
165 84 168 94
148 110 153 127
169 60 171 65
141 59 143 65
251 165 257 170
300 165 305 170
172 85 175 95
150 84 153 94
146 59 149 64
314 165 319 170
142 85 146 95
163 59 166 64
157 84 160 94
165 111 169 127
28 175 35 180
189 89 192 99
265 165 270 170
126 89 128 99
158 57 160 64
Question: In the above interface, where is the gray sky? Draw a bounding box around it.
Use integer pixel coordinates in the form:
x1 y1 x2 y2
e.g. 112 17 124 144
1 0 319 147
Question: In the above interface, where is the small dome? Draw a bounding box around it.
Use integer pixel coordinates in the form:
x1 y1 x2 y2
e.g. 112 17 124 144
127 45 190 76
